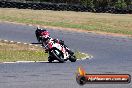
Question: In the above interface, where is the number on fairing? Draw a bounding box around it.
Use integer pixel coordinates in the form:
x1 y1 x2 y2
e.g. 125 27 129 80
55 50 60 55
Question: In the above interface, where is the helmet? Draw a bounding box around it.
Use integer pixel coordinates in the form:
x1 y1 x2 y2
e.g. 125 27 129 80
37 25 40 29
37 26 42 30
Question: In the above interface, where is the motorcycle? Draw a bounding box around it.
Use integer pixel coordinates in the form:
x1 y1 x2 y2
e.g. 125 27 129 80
42 37 77 63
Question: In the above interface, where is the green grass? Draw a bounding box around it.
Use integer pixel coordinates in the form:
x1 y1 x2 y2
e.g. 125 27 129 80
0 40 89 62
0 40 48 62
0 8 132 35
74 51 89 59
0 50 48 62
0 16 97 31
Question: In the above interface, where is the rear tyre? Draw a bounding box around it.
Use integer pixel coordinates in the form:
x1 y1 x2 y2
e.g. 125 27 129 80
48 58 53 63
48 56 54 63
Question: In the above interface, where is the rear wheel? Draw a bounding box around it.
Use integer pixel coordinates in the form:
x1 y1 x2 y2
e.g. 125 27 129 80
48 58 53 63
48 56 54 63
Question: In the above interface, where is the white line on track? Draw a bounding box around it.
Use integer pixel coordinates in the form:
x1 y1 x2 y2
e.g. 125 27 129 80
4 40 8 42
17 42 21 44
10 41 14 43
24 43 28 45
0 55 92 64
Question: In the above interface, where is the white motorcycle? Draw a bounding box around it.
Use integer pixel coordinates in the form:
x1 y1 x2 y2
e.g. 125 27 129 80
42 37 76 63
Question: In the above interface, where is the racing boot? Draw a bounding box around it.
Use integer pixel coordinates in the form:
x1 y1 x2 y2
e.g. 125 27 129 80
67 50 74 55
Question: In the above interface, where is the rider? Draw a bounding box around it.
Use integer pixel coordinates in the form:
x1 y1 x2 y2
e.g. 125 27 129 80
35 26 48 42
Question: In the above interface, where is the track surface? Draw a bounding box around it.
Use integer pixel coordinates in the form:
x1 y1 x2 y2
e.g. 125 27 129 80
0 22 132 88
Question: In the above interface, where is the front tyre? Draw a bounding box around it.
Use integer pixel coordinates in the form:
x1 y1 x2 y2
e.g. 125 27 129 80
51 49 65 63
69 55 76 62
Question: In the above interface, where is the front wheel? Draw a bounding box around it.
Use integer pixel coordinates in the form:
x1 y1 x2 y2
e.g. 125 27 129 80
69 55 76 62
51 49 65 63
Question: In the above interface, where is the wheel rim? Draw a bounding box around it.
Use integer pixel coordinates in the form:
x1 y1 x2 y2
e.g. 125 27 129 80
53 49 64 62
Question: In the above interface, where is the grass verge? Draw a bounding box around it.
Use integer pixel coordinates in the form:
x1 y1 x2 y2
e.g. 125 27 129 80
0 8 132 35
0 40 89 62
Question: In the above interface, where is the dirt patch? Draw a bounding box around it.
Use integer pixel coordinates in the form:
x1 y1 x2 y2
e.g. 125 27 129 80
0 8 132 36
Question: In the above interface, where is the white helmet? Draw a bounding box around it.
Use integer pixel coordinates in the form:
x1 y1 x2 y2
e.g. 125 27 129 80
37 25 43 30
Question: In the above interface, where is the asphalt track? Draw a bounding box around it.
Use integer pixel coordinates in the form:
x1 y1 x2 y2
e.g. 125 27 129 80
0 22 132 88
